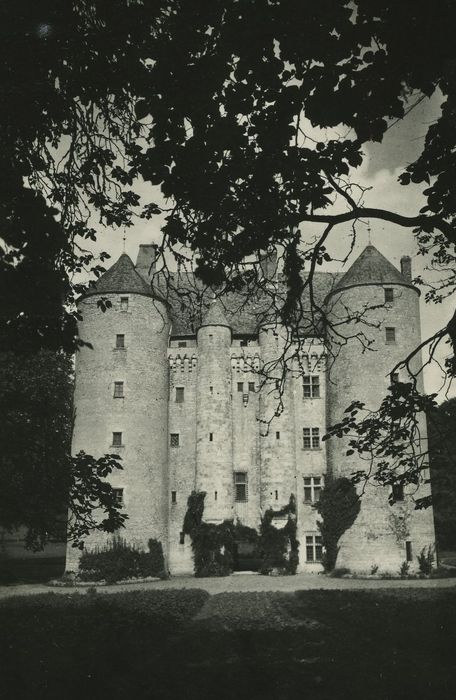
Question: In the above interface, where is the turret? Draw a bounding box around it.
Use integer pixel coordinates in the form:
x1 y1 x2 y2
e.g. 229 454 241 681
195 298 233 520
66 253 170 570
324 245 435 572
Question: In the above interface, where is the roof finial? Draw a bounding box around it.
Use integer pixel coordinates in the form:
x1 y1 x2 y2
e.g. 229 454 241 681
367 222 372 245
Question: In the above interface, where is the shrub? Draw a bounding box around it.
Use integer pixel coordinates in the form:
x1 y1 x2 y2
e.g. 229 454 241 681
315 477 361 572
399 561 410 578
79 536 166 583
370 564 379 575
191 520 235 577
417 545 435 575
329 567 351 578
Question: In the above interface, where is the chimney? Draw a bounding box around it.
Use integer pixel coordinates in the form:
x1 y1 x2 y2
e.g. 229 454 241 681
136 244 158 282
260 248 278 284
400 255 412 282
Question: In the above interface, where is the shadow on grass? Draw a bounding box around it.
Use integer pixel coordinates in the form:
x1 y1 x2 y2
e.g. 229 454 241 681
1 588 455 700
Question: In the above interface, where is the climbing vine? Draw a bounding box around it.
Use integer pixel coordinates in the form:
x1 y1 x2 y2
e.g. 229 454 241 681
182 491 299 577
258 495 299 576
315 478 360 572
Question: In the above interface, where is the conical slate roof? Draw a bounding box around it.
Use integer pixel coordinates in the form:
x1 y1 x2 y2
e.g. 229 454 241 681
199 297 231 330
83 253 155 298
329 245 411 296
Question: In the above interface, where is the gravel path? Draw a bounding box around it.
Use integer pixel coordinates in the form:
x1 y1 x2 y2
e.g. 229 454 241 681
1 572 456 598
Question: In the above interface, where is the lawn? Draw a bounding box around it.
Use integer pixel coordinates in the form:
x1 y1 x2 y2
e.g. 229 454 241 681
1 588 455 700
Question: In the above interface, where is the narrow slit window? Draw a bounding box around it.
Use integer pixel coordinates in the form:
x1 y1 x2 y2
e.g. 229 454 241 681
406 541 413 562
113 381 124 398
115 334 125 349
385 327 396 344
276 431 280 440
274 490 279 501
209 386 213 395
214 491 218 501
209 433 213 442
171 491 177 504
112 432 122 447
179 532 185 545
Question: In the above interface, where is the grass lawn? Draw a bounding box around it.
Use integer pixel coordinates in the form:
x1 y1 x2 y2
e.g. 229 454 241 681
1 588 455 699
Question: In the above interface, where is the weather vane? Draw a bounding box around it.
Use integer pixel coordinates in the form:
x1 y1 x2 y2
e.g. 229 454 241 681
122 231 126 253
367 222 372 245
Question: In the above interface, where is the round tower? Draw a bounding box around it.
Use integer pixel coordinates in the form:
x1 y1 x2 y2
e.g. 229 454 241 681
66 253 170 571
195 298 233 521
325 245 435 572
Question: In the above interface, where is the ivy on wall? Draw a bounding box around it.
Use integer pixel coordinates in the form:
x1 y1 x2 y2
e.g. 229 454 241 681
315 478 360 572
258 494 299 576
182 491 299 577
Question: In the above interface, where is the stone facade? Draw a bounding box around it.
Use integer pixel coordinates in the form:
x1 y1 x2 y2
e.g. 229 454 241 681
66 245 436 575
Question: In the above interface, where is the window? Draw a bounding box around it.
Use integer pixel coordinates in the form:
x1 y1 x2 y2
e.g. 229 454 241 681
385 288 394 303
274 490 279 501
390 372 399 384
214 491 218 501
112 432 122 446
171 491 177 504
303 375 320 398
120 297 129 311
113 381 124 398
303 476 323 503
178 341 187 348
234 472 248 502
209 386 213 395
275 379 280 390
306 534 323 562
276 431 280 440
115 334 125 349
406 541 413 562
179 532 185 545
391 483 404 502
175 387 185 403
385 327 396 344
209 433 213 442
170 433 179 447
240 339 248 347
112 488 124 506
248 382 255 392
303 428 320 450
237 382 244 392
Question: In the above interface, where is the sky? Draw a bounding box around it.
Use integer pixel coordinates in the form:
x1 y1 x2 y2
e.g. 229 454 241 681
88 92 454 402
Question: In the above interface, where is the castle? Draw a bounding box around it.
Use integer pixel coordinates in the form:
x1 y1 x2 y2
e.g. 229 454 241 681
66 243 436 575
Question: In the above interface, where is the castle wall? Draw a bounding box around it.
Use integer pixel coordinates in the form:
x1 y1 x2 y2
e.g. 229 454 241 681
326 283 436 573
66 292 170 571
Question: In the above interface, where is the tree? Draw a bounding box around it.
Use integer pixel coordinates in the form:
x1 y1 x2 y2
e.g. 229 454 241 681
428 398 456 550
2 1 456 494
0 351 126 550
